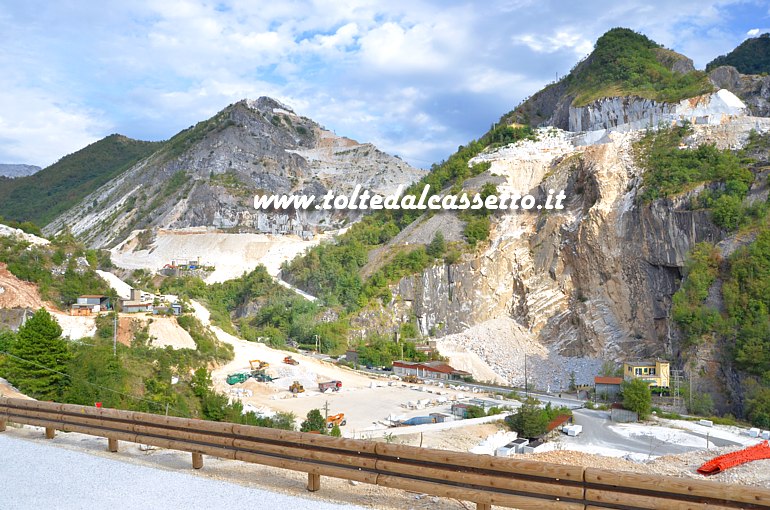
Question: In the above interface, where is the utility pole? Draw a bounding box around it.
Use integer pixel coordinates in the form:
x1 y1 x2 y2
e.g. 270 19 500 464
113 312 117 357
323 400 330 421
314 334 319 353
524 354 529 399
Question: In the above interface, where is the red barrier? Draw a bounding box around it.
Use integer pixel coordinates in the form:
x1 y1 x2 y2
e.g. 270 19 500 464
697 440 770 475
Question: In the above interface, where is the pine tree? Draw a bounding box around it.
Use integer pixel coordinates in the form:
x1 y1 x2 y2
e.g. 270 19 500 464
7 308 71 400
300 409 327 434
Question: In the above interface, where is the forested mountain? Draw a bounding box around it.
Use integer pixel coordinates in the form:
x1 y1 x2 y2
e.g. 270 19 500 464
0 135 161 226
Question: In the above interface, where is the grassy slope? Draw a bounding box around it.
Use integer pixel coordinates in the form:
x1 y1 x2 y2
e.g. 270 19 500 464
565 28 713 106
0 135 162 226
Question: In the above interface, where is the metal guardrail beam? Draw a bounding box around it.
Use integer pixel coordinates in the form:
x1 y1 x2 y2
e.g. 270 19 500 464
1 397 769 510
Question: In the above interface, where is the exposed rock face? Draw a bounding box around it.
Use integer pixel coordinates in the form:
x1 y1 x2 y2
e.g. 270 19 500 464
569 90 746 133
45 97 423 247
366 116 770 365
0 164 41 178
709 66 770 117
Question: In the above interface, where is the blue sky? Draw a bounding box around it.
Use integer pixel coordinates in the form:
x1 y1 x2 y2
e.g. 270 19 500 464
0 1 769 168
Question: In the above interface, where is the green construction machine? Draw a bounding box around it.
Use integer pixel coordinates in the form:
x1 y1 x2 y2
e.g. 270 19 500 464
250 370 275 382
226 372 250 385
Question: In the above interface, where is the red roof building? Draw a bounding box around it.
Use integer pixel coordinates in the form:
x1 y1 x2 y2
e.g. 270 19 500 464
392 361 470 381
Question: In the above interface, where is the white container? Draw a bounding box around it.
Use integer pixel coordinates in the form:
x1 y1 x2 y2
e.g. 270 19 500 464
698 419 714 427
749 427 761 438
567 425 582 437
762 431 770 440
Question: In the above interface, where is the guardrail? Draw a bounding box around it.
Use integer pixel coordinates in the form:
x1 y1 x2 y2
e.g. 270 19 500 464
1 397 769 510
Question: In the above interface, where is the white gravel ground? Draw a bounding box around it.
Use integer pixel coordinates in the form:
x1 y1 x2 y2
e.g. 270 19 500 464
0 434 365 510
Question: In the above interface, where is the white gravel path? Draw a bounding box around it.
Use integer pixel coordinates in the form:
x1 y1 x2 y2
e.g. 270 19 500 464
0 434 365 510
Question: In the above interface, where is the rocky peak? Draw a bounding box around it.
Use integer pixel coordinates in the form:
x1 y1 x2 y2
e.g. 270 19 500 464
45 97 424 247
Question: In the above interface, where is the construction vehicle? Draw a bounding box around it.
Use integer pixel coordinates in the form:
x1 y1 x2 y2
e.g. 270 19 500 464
403 375 423 384
226 372 250 385
289 381 305 393
283 356 299 366
251 370 275 383
326 413 347 429
318 380 342 392
249 359 269 370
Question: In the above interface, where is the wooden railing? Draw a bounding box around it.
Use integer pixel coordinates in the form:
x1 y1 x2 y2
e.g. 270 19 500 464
1 397 769 510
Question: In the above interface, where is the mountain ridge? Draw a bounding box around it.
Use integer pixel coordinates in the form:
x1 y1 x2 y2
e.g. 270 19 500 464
0 135 162 226
0 164 41 178
44 97 424 248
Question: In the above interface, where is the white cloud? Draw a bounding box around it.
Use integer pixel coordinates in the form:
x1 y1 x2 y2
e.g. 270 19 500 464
0 84 107 166
512 31 593 56
0 0 763 168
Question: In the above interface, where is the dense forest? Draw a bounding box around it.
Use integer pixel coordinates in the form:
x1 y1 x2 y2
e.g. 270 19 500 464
707 33 770 75
0 134 161 226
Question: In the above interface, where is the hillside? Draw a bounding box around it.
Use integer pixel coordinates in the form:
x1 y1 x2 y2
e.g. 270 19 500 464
0 164 40 178
0 135 161 226
707 33 770 74
45 97 424 249
506 28 713 128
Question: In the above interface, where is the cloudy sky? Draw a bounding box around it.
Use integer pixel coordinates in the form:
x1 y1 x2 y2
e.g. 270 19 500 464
0 1 768 168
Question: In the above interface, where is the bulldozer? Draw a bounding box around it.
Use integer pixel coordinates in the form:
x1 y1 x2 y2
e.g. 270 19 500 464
289 381 305 393
249 359 269 370
283 356 299 366
326 413 347 429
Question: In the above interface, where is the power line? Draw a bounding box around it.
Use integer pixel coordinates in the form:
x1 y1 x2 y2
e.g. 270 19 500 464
0 350 183 413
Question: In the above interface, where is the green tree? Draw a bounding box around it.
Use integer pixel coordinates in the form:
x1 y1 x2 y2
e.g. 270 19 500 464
687 391 715 417
622 378 652 420
300 409 327 434
745 384 770 429
504 398 549 438
329 424 342 437
6 309 71 400
465 405 487 419
426 232 446 258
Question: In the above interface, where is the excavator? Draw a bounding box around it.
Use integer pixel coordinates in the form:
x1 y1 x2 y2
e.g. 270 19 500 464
249 359 269 370
283 356 299 366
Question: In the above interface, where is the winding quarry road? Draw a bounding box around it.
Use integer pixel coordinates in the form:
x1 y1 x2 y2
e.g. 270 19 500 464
571 409 740 457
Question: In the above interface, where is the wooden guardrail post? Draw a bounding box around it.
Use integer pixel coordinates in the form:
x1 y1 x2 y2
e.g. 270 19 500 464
307 473 321 492
0 419 6 432
44 427 55 439
192 452 203 469
107 438 118 452
476 504 491 510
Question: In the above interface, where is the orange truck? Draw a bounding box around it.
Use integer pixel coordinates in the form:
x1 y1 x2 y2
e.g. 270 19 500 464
326 413 347 428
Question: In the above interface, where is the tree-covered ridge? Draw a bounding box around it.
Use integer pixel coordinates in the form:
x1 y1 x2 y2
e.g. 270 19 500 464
635 125 768 231
707 33 770 75
0 135 161 227
565 28 713 106
672 227 770 428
